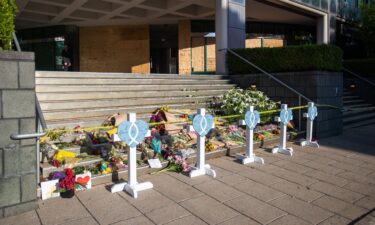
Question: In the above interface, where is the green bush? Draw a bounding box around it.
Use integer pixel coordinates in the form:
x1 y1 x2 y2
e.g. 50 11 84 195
227 45 343 74
344 58 375 77
0 0 17 51
360 2 375 57
219 88 278 123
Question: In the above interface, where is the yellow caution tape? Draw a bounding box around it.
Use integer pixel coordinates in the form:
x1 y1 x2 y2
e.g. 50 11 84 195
40 104 339 136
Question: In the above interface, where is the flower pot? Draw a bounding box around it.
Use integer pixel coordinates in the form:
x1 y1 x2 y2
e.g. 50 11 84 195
60 189 75 198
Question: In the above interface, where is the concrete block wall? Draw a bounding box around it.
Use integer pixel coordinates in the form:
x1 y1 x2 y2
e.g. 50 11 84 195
0 52 38 218
229 71 343 138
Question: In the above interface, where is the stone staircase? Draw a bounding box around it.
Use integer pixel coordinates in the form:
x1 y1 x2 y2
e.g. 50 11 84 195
36 71 235 130
36 71 236 180
343 89 375 129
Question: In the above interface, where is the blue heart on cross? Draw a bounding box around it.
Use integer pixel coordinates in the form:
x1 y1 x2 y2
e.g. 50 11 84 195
308 106 318 121
118 120 149 148
193 114 214 137
280 109 293 125
245 110 260 130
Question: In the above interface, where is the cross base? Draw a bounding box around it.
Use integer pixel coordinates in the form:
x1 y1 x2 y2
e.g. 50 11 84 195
110 181 153 198
272 146 293 156
300 139 320 148
236 154 264 165
189 164 216 178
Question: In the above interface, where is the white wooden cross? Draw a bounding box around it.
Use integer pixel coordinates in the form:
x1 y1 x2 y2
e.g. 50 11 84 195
236 106 265 164
111 112 153 198
187 108 216 178
272 104 293 156
300 102 319 148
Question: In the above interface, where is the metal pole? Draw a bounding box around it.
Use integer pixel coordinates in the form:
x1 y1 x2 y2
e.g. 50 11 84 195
298 95 302 131
12 32 21 52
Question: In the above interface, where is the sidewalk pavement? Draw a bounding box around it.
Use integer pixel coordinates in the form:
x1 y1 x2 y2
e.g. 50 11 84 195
1 125 375 225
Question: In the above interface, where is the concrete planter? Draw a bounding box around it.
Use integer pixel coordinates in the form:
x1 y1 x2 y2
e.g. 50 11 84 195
229 71 343 138
0 51 38 218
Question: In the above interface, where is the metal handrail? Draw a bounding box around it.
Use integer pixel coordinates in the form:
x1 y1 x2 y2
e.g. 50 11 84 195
10 132 46 140
227 49 312 102
36 96 48 131
343 67 375 87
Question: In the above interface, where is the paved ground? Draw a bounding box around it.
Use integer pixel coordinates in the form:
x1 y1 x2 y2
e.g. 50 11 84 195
1 125 375 225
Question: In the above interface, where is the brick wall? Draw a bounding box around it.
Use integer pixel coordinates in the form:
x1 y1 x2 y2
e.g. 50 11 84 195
80 25 150 74
0 52 38 218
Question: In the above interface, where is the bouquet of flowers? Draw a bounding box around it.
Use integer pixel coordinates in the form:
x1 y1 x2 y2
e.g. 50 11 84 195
152 155 191 174
58 168 75 192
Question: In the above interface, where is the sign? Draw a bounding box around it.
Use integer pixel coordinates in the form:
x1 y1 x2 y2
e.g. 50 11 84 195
280 109 293 125
245 110 260 130
192 114 214 137
148 159 162 169
41 180 60 200
118 120 149 147
308 105 318 121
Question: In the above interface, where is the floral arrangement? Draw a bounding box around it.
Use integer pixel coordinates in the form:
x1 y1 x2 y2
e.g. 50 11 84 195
58 168 76 192
160 105 169 112
205 142 215 152
152 155 191 174
100 162 113 174
219 88 278 121
254 133 265 142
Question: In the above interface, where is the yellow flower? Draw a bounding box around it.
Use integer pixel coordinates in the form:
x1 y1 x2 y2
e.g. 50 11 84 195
53 150 76 161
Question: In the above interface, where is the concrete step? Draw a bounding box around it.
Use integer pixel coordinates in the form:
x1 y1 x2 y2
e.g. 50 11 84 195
45 113 155 129
45 145 82 155
36 84 235 93
343 107 375 117
40 96 215 111
343 99 366 105
344 117 375 130
35 78 231 85
37 90 227 101
40 156 103 178
35 71 228 80
342 95 361 101
345 103 373 109
44 110 191 129
43 102 208 121
343 112 375 125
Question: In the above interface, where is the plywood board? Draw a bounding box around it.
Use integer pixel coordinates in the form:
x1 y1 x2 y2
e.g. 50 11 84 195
80 25 150 74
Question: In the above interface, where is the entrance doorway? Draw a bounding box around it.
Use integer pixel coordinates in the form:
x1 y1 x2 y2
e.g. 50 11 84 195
150 25 178 74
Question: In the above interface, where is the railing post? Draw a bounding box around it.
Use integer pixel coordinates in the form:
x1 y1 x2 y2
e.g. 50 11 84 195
272 104 293 156
236 106 264 165
111 112 153 198
298 95 302 131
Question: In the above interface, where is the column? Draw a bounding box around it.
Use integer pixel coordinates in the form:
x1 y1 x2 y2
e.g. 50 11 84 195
216 0 246 74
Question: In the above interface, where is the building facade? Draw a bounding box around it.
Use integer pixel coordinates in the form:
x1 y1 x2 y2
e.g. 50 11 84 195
14 0 368 74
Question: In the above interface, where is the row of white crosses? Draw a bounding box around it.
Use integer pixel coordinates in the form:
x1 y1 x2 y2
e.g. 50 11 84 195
111 103 319 198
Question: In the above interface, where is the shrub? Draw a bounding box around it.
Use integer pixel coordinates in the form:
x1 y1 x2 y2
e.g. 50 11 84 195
219 88 278 122
344 58 375 77
227 44 343 74
0 0 17 51
360 2 375 57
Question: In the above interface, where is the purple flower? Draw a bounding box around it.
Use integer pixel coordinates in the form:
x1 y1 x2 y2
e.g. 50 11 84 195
50 171 65 180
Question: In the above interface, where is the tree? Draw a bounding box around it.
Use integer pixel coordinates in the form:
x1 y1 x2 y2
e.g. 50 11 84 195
360 1 375 57
0 0 17 51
